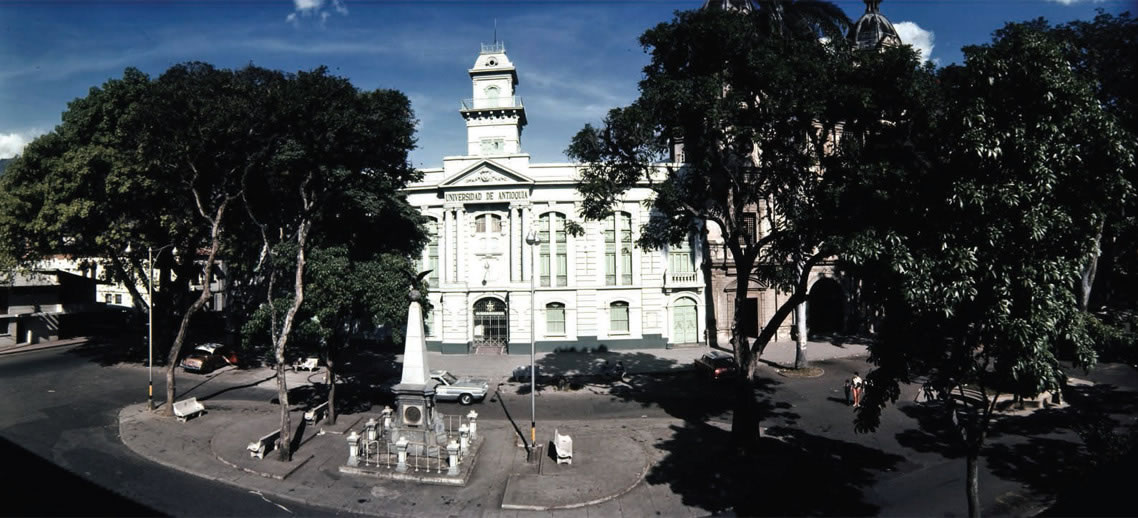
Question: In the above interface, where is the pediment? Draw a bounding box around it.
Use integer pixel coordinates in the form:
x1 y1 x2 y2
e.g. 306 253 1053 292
439 160 534 188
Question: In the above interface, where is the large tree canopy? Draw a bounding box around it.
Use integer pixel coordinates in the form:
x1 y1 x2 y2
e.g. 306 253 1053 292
847 21 1135 517
567 6 916 447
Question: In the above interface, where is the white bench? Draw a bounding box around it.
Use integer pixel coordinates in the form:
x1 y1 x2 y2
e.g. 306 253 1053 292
293 357 319 372
553 429 573 465
172 397 206 422
304 401 329 425
247 429 281 459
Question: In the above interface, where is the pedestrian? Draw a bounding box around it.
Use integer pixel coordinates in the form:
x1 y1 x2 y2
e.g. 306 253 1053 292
851 372 864 408
844 378 852 406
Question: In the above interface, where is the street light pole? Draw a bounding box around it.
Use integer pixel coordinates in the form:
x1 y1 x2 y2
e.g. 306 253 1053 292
148 246 153 410
146 243 175 411
525 230 541 456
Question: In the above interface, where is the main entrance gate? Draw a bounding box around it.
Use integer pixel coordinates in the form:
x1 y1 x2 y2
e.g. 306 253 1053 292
472 297 508 353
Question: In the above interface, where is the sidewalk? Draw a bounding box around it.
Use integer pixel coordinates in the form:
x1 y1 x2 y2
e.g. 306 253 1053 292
118 340 869 516
0 336 89 356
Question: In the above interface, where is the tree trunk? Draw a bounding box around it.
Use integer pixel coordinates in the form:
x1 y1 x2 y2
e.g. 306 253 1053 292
1079 228 1102 312
794 300 808 369
701 222 718 348
326 349 337 426
731 372 760 452
966 450 980 518
161 199 229 416
275 218 312 462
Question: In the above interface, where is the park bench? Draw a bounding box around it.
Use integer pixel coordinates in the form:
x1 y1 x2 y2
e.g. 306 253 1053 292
304 401 329 425
553 428 573 465
172 397 206 422
247 429 281 459
293 357 319 372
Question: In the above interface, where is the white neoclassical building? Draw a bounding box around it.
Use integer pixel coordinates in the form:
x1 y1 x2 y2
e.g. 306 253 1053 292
404 43 706 355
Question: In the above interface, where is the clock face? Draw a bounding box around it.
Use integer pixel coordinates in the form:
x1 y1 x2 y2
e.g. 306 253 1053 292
486 57 498 67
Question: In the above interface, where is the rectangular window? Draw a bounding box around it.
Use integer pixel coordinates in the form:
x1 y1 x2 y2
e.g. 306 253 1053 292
115 294 122 305
546 304 565 335
475 215 486 233
742 212 757 244
610 303 629 334
0 318 9 336
105 294 113 304
605 212 633 286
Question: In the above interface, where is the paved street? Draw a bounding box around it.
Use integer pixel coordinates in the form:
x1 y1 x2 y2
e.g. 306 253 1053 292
1 338 1135 516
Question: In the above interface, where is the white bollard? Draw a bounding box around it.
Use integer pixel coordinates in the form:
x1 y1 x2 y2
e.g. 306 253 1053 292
447 441 460 476
459 424 470 454
382 406 393 431
466 410 478 440
346 431 360 466
395 437 409 473
365 418 378 441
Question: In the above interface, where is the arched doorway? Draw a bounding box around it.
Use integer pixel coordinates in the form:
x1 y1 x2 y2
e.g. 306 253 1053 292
472 297 508 349
807 278 844 337
672 297 699 344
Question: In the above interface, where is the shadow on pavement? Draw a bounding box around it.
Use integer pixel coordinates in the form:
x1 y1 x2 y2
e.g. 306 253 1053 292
0 434 158 516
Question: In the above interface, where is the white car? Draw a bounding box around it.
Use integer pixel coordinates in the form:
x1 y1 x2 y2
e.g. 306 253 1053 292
430 370 490 405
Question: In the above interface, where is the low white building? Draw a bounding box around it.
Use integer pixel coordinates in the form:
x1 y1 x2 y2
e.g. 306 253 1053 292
404 43 706 354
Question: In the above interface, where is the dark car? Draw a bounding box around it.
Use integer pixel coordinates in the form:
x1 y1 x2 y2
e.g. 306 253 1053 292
694 350 737 380
180 343 237 374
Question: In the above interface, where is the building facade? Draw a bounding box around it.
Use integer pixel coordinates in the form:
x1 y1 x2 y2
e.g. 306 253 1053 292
404 43 706 354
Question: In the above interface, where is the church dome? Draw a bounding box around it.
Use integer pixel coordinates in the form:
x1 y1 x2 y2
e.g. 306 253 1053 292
847 0 901 50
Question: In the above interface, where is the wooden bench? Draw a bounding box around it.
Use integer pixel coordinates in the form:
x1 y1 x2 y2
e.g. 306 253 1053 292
553 428 573 465
172 397 206 422
293 357 319 372
304 401 329 425
247 429 281 459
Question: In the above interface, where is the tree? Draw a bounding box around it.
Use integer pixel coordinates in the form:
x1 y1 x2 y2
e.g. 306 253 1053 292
241 68 422 461
568 7 872 447
0 64 280 417
848 22 1134 517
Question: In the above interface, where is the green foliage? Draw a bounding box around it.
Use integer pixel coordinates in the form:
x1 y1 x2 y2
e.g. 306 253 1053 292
850 20 1135 432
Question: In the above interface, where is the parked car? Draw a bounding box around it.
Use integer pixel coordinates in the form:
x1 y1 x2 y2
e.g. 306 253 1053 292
430 370 490 405
511 364 541 382
180 343 238 374
694 350 737 380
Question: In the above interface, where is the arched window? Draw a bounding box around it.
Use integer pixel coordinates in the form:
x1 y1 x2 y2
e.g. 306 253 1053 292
424 217 439 286
539 212 568 287
604 212 633 285
546 302 565 336
610 301 630 334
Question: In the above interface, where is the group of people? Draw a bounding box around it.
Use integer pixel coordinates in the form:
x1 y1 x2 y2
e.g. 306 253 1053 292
844 372 865 408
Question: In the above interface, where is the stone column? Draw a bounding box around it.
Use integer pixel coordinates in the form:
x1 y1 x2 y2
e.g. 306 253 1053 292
467 410 478 440
456 208 465 283
441 210 450 284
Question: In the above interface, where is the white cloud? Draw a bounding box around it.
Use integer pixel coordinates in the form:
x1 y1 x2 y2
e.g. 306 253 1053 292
0 132 40 159
286 0 348 26
894 21 937 64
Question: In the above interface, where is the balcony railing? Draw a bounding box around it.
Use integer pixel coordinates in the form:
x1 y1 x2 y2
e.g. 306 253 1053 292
461 96 524 111
668 271 699 284
481 42 505 54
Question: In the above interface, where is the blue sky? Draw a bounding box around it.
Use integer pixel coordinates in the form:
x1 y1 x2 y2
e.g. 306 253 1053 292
1 0 1133 166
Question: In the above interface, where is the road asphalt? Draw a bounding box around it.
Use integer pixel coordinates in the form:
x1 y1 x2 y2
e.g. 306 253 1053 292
10 335 1134 516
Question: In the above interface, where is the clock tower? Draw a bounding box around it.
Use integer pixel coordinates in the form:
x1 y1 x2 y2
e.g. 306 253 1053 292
461 43 527 157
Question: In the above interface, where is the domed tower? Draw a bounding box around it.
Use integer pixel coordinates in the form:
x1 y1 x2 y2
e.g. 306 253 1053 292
701 0 752 11
461 42 527 157
847 0 901 50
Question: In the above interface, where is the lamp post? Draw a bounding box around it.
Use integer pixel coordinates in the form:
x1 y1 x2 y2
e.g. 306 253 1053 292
524 230 541 456
146 243 176 410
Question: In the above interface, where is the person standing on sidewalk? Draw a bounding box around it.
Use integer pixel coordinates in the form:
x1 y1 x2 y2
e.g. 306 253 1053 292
851 372 864 408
